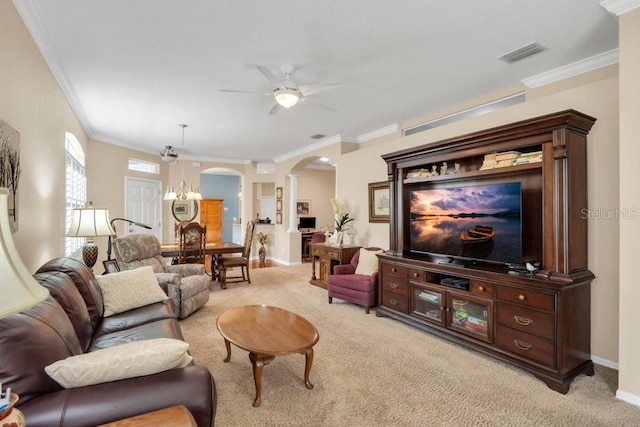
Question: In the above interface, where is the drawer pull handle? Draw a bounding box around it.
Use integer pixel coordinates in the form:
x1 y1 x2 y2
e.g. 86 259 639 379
391 268 397 273
390 282 399 289
389 298 399 306
518 294 526 301
514 340 533 350
514 316 533 326
478 286 484 292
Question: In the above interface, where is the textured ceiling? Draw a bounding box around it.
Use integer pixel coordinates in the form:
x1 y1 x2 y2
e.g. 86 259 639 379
15 0 618 164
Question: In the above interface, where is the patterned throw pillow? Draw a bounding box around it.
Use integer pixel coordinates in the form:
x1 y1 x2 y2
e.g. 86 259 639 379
45 338 192 388
96 266 168 317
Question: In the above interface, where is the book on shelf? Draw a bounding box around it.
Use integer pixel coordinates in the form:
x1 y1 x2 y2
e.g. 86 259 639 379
495 150 522 161
406 168 431 178
513 151 543 165
479 160 497 170
497 158 516 167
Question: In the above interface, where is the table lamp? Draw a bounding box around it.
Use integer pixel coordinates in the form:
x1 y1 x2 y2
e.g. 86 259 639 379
65 201 116 270
1 188 49 426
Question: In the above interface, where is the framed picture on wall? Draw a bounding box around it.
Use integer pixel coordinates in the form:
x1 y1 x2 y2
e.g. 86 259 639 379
276 187 283 200
296 200 311 216
173 201 189 216
368 181 390 223
276 199 283 212
276 212 282 224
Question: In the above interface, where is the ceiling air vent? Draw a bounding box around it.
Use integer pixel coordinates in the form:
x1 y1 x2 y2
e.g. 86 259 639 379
310 134 325 140
498 42 545 63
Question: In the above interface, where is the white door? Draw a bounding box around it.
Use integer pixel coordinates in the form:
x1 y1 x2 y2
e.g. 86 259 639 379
125 177 162 241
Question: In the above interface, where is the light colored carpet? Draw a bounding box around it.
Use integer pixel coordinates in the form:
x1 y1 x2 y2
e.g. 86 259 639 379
180 263 640 426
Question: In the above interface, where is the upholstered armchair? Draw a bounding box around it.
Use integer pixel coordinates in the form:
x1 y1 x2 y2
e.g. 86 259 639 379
113 234 210 319
327 247 384 314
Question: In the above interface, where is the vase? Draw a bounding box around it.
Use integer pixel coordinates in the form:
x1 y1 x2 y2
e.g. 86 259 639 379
258 244 266 266
337 231 344 247
0 393 25 427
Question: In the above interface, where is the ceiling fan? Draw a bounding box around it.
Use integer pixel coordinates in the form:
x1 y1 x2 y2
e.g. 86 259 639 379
220 64 344 115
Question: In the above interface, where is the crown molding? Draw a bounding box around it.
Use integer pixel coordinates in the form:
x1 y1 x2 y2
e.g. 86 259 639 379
357 124 399 142
13 0 94 136
522 49 619 89
273 134 342 163
600 0 640 15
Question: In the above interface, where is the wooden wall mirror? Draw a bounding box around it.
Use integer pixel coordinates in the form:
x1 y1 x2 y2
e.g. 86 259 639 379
171 199 199 222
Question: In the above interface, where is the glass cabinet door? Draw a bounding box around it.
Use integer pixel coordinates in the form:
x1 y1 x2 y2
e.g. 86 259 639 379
446 291 493 342
412 284 444 325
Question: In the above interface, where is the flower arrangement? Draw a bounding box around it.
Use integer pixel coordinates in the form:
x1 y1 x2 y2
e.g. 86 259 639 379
330 198 355 232
256 231 270 245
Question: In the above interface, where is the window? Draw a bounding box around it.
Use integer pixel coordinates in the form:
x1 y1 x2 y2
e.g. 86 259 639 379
65 132 86 257
128 158 159 174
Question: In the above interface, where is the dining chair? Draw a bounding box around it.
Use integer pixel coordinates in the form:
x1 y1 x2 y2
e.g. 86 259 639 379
218 221 255 289
179 222 207 265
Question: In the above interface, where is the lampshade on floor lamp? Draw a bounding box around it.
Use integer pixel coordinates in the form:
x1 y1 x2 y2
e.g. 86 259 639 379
65 202 116 270
0 188 49 317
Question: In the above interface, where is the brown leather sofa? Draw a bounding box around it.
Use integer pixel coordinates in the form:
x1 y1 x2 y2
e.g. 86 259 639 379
0 257 216 427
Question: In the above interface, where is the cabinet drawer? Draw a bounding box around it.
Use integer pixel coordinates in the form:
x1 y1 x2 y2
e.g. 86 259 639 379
496 303 555 338
381 291 409 313
495 325 555 367
382 277 409 296
496 287 555 312
313 246 340 258
470 280 494 296
381 263 408 277
409 268 425 282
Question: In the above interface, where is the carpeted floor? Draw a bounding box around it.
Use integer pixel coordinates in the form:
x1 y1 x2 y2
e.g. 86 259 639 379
179 263 640 426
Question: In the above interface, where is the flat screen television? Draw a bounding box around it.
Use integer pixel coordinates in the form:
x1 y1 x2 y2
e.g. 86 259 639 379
409 182 522 265
298 217 316 230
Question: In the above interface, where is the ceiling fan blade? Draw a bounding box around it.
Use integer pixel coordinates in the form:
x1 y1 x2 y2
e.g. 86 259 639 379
268 103 284 115
250 65 285 89
219 88 271 96
299 82 345 96
300 96 337 113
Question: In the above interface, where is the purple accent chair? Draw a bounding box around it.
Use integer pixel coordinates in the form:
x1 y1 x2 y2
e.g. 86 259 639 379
327 247 383 314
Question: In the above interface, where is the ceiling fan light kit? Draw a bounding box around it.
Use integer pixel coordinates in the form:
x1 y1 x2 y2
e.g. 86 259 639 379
274 88 300 108
160 145 178 163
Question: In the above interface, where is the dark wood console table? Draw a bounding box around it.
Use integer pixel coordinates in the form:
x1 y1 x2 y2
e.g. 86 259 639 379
309 243 361 289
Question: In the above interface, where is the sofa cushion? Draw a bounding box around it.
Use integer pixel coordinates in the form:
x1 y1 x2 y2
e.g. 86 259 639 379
94 300 176 336
96 266 169 317
37 257 105 330
89 318 184 351
355 248 383 276
34 271 94 352
0 296 82 405
113 234 166 273
45 338 192 389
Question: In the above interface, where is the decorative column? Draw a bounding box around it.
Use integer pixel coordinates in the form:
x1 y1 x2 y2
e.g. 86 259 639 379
287 173 299 232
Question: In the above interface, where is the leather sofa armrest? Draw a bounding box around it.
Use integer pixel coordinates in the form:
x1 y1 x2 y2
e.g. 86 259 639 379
20 366 216 427
333 264 355 275
166 264 206 277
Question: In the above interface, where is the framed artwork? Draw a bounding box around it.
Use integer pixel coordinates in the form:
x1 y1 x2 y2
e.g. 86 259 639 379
0 118 21 233
172 201 189 215
276 187 283 200
103 259 120 274
276 212 282 224
296 200 311 216
368 181 390 223
276 199 283 212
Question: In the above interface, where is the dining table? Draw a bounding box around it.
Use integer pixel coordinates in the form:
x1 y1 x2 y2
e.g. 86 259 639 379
161 241 244 281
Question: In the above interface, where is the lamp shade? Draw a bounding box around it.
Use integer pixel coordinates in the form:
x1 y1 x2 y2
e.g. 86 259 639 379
0 188 49 317
274 88 300 108
65 203 116 239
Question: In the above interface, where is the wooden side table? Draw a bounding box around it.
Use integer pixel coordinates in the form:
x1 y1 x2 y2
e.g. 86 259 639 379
97 405 197 427
309 243 361 288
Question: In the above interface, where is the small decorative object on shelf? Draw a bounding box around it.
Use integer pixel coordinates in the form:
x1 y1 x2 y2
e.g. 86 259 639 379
440 162 448 176
453 163 461 174
430 165 438 176
0 384 25 427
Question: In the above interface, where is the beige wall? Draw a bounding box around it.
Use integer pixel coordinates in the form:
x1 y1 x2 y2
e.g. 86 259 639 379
618 6 640 401
3 0 640 402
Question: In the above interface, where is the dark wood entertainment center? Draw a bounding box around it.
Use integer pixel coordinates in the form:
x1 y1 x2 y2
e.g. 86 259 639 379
377 110 596 393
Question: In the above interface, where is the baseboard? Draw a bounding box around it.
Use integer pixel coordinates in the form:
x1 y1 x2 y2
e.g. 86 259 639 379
592 355 618 370
616 389 640 407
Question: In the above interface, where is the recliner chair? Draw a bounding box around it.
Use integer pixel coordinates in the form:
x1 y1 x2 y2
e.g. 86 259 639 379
113 234 210 319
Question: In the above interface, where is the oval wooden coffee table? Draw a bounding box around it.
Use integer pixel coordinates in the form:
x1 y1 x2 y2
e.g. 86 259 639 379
216 305 320 407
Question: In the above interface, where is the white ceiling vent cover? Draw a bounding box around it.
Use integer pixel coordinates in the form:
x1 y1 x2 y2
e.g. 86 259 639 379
498 42 545 63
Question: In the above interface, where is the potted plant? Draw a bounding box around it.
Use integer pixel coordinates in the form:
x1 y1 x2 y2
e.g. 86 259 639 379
330 199 355 247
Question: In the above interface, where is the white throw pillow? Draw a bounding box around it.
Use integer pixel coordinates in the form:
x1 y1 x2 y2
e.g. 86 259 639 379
45 338 192 389
355 248 383 276
96 266 168 317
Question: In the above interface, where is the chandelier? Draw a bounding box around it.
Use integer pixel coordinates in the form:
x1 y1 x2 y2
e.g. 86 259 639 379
163 124 202 201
